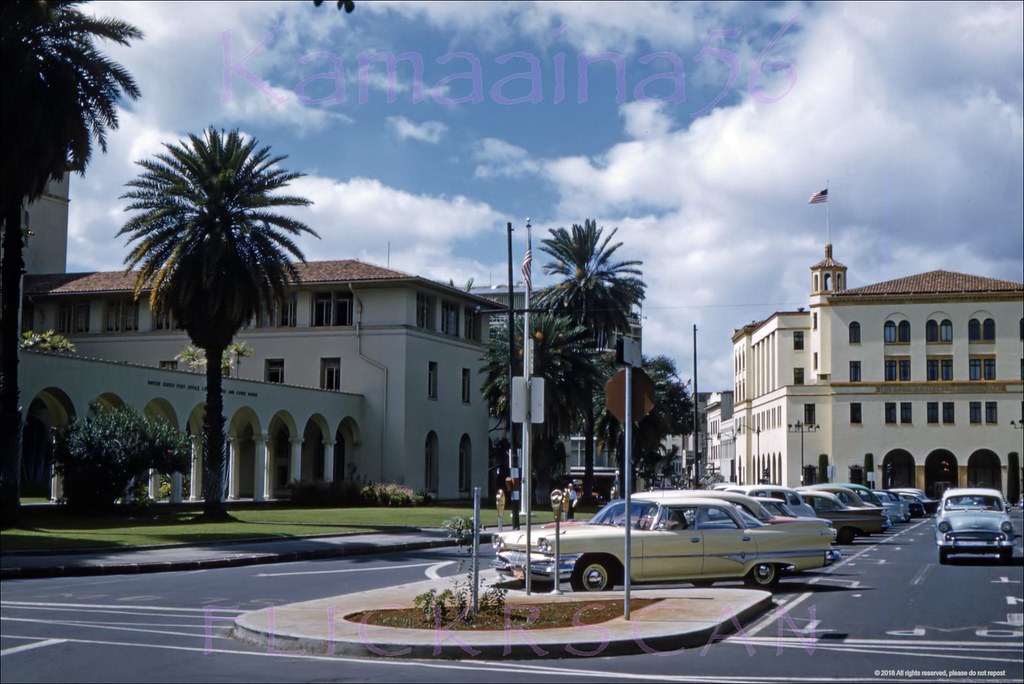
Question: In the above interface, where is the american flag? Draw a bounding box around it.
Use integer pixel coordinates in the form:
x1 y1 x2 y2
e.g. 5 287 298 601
808 188 828 204
521 246 532 291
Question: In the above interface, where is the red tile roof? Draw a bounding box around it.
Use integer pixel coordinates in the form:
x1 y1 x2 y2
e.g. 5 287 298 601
24 260 414 295
836 270 1023 297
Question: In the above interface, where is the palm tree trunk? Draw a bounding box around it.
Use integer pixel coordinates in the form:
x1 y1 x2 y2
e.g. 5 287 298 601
201 342 230 520
1 199 25 528
583 381 595 504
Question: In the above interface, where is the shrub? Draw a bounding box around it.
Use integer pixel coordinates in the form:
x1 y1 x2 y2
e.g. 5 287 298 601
56 407 189 512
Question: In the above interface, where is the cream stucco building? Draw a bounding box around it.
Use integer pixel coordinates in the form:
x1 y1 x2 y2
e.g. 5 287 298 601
730 244 1023 497
15 179 495 503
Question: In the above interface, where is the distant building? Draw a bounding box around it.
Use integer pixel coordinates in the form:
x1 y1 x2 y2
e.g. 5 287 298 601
731 243 1023 496
705 391 735 482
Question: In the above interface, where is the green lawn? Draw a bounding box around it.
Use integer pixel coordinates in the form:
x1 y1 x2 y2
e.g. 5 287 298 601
0 504 581 552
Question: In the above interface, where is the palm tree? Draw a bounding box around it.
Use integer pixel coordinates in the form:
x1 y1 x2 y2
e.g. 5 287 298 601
119 128 317 519
481 313 600 504
534 219 646 503
1 1 141 526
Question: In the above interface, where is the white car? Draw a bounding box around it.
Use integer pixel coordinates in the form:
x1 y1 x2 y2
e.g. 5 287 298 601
935 488 1015 564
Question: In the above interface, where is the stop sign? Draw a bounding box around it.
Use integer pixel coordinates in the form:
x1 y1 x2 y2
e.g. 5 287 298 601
605 368 656 423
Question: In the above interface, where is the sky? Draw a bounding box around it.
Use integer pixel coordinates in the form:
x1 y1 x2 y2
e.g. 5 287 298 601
64 1 1023 391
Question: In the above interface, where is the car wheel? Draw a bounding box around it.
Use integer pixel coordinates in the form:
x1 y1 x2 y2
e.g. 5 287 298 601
999 548 1013 565
938 548 949 565
744 563 780 588
837 527 856 545
570 556 618 592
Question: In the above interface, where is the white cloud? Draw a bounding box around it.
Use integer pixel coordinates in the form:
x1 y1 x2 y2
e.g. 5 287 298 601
386 116 447 143
472 137 541 178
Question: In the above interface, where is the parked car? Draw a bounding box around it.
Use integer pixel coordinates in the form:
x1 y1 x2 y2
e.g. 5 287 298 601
873 489 911 523
798 490 891 544
890 488 940 515
935 487 1016 564
894 491 927 518
492 494 841 591
757 497 838 542
801 484 890 524
725 484 817 518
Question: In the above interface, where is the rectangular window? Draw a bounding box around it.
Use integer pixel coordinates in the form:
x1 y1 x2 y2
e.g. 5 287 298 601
461 368 471 403
983 358 995 380
900 402 912 424
320 358 341 391
885 402 897 424
794 368 805 385
441 301 460 336
812 313 818 330
898 359 911 382
417 294 434 330
154 309 173 331
278 295 297 327
793 331 804 350
970 401 982 424
804 404 816 426
941 359 953 381
942 401 955 424
813 352 818 371
116 300 139 332
849 360 861 382
428 361 438 399
926 359 939 381
927 402 939 424
885 359 897 381
985 401 998 424
850 402 862 424
463 307 479 341
970 358 981 381
58 303 91 334
265 359 284 384
313 292 352 327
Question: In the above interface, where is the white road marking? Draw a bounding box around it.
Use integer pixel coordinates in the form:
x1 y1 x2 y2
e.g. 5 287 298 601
425 561 456 580
255 561 441 577
0 638 67 657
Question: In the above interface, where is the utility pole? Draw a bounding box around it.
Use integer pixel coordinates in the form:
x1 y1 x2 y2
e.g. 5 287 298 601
505 222 519 530
692 324 699 487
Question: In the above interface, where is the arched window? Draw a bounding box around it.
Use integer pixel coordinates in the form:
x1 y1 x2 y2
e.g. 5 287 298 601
940 319 953 342
823 273 831 290
898 321 911 343
968 318 981 341
982 318 995 341
926 320 938 342
883 321 896 343
849 321 861 344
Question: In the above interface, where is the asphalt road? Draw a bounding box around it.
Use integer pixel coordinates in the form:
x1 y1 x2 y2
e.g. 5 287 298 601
2 514 1022 683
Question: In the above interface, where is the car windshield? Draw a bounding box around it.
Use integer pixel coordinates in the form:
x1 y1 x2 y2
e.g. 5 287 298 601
734 506 764 528
762 500 795 517
588 500 661 528
944 495 1002 511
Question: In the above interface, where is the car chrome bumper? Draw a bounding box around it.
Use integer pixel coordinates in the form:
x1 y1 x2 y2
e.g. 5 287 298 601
493 551 579 582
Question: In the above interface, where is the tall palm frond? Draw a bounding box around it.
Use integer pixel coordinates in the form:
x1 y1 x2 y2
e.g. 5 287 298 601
118 127 317 519
1 1 141 525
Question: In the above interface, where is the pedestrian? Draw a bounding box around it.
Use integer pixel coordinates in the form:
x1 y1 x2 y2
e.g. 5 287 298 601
566 482 578 519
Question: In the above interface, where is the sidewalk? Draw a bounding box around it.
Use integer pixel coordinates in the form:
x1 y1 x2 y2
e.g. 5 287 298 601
1 530 774 659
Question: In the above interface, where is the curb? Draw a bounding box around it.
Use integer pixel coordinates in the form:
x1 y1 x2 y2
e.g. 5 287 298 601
232 579 774 660
0 537 460 580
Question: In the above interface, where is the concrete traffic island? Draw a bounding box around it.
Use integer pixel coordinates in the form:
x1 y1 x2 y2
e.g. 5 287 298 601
232 575 774 659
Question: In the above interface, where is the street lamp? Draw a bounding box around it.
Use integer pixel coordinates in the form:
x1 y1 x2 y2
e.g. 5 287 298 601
788 421 819 486
736 423 761 484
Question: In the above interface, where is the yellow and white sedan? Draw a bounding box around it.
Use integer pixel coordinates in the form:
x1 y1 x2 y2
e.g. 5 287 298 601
492 492 840 591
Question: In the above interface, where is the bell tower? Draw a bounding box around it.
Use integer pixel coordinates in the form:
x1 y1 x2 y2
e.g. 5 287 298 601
810 243 847 300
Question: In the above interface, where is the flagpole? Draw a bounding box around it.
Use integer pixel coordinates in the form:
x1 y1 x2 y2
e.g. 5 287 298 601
825 180 831 244
522 218 533 594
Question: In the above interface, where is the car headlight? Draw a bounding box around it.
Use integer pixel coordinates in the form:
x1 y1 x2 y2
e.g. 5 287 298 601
537 537 552 555
938 521 951 533
1001 521 1013 534
492 536 504 551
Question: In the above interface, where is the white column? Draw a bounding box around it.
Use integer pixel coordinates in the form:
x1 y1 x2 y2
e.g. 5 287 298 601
262 434 275 500
323 441 335 483
289 438 302 485
189 435 203 501
148 469 160 500
227 436 240 500
254 432 266 502
49 469 63 502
